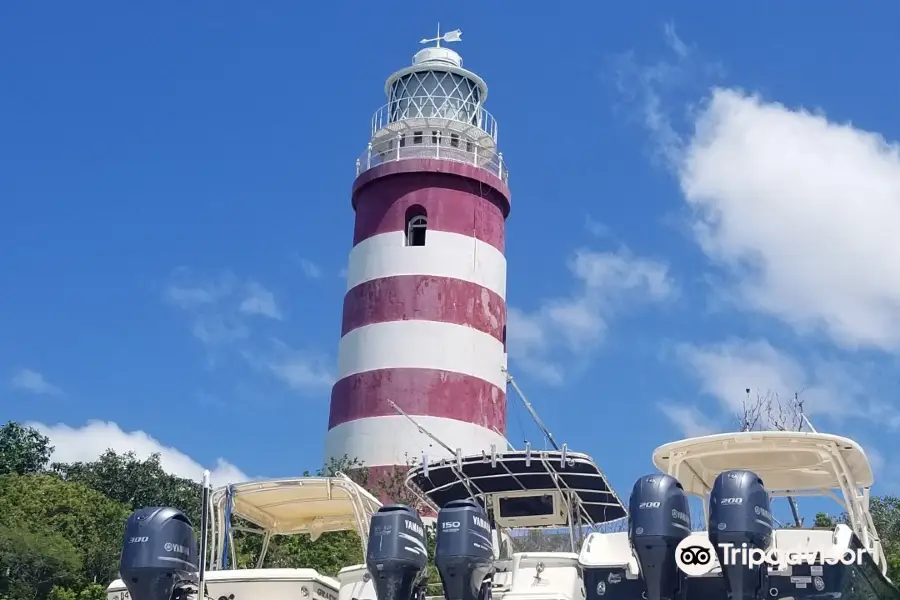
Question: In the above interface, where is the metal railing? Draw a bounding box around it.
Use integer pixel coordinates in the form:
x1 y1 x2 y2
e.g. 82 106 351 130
370 96 499 141
355 133 508 184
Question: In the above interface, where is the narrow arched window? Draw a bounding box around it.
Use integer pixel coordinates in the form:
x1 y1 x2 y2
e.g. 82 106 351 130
405 205 427 246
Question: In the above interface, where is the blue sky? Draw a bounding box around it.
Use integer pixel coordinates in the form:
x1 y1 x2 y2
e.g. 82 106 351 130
3 2 899 520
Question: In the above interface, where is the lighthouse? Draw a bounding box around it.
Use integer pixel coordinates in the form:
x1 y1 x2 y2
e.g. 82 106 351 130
324 29 512 487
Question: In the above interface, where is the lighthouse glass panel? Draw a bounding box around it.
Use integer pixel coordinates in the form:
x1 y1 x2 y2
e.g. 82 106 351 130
389 71 482 127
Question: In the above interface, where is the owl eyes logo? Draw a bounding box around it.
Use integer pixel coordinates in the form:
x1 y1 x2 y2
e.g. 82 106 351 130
675 538 717 576
679 545 711 565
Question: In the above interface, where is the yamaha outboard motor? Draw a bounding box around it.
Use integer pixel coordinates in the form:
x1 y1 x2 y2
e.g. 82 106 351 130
708 470 773 600
629 474 691 600
435 499 494 600
119 507 198 600
367 504 428 600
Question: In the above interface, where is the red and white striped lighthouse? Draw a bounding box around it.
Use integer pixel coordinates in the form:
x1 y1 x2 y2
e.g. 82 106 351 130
324 30 511 485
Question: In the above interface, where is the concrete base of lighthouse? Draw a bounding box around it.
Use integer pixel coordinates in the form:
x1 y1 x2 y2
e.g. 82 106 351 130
326 158 512 507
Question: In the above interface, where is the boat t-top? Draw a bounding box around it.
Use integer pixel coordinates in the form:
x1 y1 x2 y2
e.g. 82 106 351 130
405 445 627 600
578 430 898 600
107 473 382 600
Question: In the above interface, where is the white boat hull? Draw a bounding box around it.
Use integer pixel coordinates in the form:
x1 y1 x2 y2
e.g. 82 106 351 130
106 567 341 600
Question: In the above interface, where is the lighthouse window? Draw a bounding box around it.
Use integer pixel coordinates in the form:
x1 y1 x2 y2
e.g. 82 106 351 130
399 134 406 148
413 131 423 144
432 131 440 145
405 205 427 247
450 133 460 148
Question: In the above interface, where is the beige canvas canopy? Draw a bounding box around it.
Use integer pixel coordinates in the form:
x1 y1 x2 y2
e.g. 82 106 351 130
209 475 381 570
652 430 874 497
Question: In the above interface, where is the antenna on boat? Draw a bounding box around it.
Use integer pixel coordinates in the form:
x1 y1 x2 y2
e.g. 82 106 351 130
502 367 560 451
388 400 458 456
801 413 818 433
387 400 483 502
198 469 211 599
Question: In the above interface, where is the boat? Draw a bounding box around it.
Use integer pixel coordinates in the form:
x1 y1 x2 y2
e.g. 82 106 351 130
106 474 382 600
578 430 899 600
405 445 628 600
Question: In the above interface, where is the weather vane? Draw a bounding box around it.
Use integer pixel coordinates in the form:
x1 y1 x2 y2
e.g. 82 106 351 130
419 23 462 48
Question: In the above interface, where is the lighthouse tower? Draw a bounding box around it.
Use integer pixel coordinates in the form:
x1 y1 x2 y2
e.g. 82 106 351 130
324 30 512 485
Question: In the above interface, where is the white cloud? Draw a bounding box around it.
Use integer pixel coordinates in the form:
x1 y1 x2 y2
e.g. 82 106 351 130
165 269 334 393
620 26 900 355
267 354 334 391
165 269 282 352
612 23 718 168
584 215 612 239
657 403 718 437
241 341 335 394
860 445 900 494
10 369 62 396
679 89 900 352
618 28 900 438
239 282 283 320
674 339 900 429
27 420 249 488
508 248 675 384
298 258 322 279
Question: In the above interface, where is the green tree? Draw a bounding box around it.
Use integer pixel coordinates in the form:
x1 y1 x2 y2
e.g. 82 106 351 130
0 474 130 589
0 524 82 600
512 529 572 552
316 454 369 486
811 496 899 582
47 584 106 600
870 496 900 582
814 512 835 528
53 450 202 524
0 421 53 476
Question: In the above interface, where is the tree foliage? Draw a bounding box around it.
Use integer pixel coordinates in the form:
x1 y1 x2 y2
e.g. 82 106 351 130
0 421 53 476
52 450 202 525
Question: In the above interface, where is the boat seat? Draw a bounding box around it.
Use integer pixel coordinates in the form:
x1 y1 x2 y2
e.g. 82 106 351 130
577 532 639 578
504 552 583 600
579 531 726 575
771 525 854 562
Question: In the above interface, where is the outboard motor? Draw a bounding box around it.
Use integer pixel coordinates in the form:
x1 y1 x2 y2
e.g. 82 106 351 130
628 474 691 600
435 499 494 600
367 504 428 600
119 507 198 600
708 470 773 600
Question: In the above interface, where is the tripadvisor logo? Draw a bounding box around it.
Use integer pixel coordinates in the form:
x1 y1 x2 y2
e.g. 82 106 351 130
674 537 866 576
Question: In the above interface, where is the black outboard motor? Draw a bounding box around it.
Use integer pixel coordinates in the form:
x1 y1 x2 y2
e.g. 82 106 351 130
435 499 494 600
708 470 773 600
367 504 428 600
629 474 691 600
119 507 198 600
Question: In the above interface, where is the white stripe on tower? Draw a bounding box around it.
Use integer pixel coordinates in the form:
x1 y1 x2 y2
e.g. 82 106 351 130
325 159 512 473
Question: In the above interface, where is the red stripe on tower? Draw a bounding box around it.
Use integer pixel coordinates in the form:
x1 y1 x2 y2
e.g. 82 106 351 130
323 37 512 499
